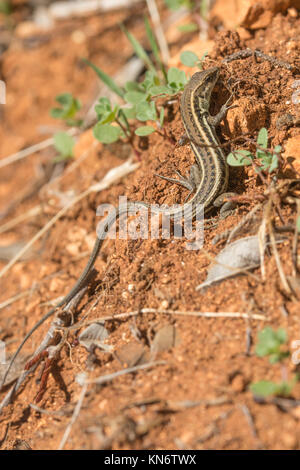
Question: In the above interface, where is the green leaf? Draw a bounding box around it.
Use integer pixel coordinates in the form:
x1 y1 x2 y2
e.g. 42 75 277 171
83 59 124 98
50 93 81 121
178 23 198 33
167 67 187 90
250 380 294 398
148 85 172 96
276 328 287 343
50 108 65 119
53 132 74 158
125 81 143 92
180 51 199 67
255 327 288 363
121 106 136 120
250 380 279 397
275 381 294 396
144 16 167 79
93 123 121 144
159 107 165 128
197 51 208 70
227 150 253 167
124 91 147 104
269 351 289 364
120 24 157 74
56 93 72 107
257 127 268 149
268 153 279 173
97 96 112 109
135 126 156 136
136 101 157 121
142 70 160 92
94 98 119 124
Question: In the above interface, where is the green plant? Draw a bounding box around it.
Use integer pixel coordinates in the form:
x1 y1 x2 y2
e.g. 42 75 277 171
250 378 297 398
227 128 281 174
250 327 298 398
50 92 82 127
85 19 206 154
180 50 208 69
50 92 82 162
255 327 289 364
53 132 75 162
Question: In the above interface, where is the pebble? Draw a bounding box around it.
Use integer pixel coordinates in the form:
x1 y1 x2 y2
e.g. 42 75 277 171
231 374 246 393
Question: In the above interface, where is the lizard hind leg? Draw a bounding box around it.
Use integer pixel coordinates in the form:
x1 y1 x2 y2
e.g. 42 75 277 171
213 192 238 219
203 192 238 228
155 164 202 203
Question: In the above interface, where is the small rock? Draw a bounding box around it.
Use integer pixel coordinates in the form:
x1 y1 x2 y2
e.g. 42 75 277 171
224 98 267 136
160 300 170 310
231 374 246 393
288 7 298 18
283 135 300 173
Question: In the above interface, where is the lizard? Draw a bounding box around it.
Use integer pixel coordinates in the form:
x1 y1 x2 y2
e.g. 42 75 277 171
1 66 235 389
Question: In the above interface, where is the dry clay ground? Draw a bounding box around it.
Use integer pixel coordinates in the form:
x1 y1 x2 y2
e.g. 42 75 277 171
0 2 300 450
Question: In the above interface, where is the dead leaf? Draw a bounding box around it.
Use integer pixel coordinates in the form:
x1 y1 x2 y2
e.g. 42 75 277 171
79 322 112 353
151 324 180 357
0 354 30 387
197 236 261 290
115 342 150 367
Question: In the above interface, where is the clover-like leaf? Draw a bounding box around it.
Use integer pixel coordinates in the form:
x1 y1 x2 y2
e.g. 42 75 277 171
142 70 160 92
121 106 136 120
136 101 157 121
268 153 279 173
50 93 81 121
124 91 147 105
125 81 143 92
227 150 253 167
50 108 66 119
257 127 268 149
250 379 295 398
167 67 187 91
94 97 115 123
255 327 289 363
180 51 199 67
135 126 156 136
250 380 279 397
93 123 121 144
53 132 74 159
148 85 171 96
